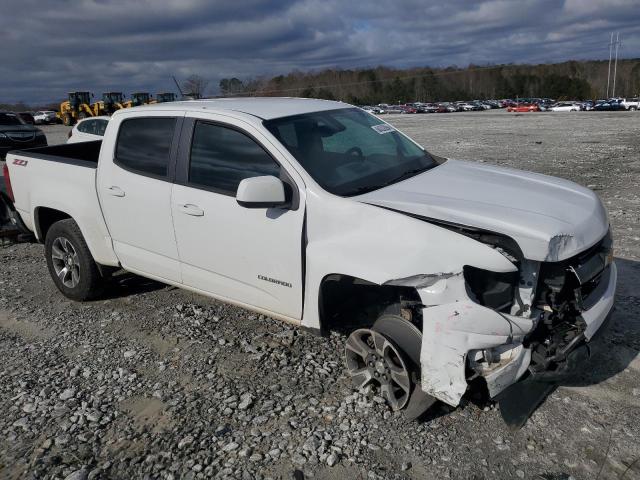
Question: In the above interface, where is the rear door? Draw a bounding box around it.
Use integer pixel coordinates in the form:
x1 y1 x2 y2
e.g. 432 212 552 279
171 115 306 319
97 111 184 282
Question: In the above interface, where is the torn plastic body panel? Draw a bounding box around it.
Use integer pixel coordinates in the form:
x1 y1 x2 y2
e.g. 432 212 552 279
412 231 616 407
416 273 537 405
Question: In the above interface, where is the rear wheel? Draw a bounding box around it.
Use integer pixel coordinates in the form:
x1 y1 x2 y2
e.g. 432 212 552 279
45 219 104 301
630 106 637 111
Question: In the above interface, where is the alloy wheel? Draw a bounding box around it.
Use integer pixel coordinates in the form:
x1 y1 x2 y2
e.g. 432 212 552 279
51 237 81 288
345 328 412 410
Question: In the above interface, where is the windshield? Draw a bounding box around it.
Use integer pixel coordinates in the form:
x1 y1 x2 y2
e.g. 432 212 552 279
0 113 24 126
264 108 437 196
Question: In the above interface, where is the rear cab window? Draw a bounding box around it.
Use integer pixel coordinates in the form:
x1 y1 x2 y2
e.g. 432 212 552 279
115 117 177 178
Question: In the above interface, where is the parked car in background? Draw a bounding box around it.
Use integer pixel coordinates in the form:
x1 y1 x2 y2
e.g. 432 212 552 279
384 105 406 114
593 101 625 111
361 106 382 114
550 102 581 112
67 116 109 143
33 111 59 124
620 98 639 111
0 111 47 159
506 103 539 112
580 100 595 111
16 112 35 125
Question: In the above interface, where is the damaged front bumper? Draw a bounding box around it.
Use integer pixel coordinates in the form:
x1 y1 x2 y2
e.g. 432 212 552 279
416 259 617 407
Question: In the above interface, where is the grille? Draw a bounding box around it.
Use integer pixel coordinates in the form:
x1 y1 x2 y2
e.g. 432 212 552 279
6 132 36 142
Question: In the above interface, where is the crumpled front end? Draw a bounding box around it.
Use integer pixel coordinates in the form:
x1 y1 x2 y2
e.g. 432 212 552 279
415 229 616 407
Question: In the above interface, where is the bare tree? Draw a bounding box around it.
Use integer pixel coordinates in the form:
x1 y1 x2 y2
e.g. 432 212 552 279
182 75 210 99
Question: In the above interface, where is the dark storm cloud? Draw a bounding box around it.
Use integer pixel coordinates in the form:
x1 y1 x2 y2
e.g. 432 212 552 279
1 0 639 103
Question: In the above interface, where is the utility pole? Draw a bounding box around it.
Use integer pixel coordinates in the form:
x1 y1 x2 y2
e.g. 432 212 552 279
606 32 613 98
612 32 621 98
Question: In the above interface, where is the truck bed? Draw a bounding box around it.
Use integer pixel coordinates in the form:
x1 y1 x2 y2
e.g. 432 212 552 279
5 141 119 265
10 140 102 168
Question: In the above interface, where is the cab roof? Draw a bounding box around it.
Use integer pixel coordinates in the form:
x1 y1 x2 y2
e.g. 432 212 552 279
124 97 350 120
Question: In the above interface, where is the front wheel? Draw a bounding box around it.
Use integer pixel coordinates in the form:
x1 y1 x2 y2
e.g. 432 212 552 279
45 219 104 301
344 313 436 419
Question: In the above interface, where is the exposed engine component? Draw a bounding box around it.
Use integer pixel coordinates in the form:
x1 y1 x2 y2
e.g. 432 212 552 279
526 230 612 375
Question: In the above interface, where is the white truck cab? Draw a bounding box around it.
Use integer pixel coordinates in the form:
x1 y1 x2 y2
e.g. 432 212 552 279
4 98 616 424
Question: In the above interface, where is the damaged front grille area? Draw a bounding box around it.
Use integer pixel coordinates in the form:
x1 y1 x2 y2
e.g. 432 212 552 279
525 230 612 375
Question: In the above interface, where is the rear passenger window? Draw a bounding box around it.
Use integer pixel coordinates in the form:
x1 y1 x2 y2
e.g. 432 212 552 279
77 120 93 133
95 120 108 136
115 118 176 177
189 122 280 195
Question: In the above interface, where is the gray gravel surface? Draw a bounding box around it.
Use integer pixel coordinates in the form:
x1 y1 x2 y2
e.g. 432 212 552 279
1 111 639 479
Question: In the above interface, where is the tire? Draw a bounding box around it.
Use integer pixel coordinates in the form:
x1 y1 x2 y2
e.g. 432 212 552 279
630 106 637 111
63 113 74 126
45 219 104 301
78 112 88 120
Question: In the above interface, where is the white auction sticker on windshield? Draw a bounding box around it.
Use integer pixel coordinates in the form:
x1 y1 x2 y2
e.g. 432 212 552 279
371 124 395 134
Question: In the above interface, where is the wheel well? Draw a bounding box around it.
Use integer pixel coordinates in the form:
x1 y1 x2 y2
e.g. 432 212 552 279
319 274 423 334
35 207 72 242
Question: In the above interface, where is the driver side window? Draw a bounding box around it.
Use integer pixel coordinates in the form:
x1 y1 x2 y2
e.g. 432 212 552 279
189 121 281 196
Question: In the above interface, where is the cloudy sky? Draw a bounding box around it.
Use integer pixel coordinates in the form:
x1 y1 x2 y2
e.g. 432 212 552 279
1 0 639 104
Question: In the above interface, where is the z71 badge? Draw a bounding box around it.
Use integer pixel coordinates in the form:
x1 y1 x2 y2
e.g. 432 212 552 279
12 159 28 166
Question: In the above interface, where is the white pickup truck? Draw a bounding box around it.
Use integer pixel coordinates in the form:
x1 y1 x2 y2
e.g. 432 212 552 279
4 98 616 422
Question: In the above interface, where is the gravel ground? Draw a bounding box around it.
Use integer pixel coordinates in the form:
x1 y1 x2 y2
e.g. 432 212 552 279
1 111 639 480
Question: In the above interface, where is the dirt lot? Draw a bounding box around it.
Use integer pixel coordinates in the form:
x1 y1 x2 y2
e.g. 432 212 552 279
1 111 639 480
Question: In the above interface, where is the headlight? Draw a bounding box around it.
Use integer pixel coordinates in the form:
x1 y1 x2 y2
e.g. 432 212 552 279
36 131 45 136
0 133 7 138
464 266 518 312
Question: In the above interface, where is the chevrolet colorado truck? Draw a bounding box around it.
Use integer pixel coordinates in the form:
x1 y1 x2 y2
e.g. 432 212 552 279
4 98 616 422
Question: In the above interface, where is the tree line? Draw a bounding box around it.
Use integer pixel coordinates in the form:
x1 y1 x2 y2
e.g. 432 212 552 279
217 59 640 104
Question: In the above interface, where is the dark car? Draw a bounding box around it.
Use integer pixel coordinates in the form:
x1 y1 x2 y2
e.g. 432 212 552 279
593 101 625 111
0 111 48 160
16 112 35 125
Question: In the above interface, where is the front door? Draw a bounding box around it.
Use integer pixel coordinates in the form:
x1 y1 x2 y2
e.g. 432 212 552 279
171 118 305 319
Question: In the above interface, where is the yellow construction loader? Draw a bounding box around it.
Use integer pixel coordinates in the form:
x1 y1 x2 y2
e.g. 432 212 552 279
122 92 152 108
57 92 95 126
151 92 177 103
97 92 127 115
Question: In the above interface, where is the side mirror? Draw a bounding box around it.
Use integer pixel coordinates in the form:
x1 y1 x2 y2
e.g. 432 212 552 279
236 176 287 209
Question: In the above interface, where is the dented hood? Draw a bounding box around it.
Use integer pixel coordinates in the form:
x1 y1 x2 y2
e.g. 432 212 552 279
356 159 609 262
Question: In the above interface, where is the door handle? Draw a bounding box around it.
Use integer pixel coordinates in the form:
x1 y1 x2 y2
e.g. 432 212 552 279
107 186 125 197
179 204 204 217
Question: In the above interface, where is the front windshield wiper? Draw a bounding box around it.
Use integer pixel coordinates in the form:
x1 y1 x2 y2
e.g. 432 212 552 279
382 166 431 186
343 166 432 197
